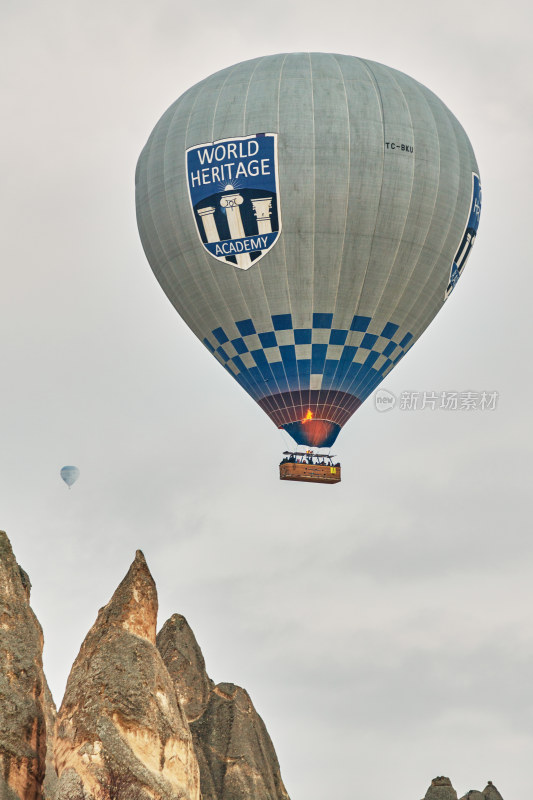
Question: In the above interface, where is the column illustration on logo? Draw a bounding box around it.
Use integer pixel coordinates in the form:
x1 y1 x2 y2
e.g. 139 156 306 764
445 172 482 298
186 133 281 270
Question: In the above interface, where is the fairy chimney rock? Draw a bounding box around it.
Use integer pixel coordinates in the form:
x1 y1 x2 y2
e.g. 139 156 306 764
0 531 48 800
158 614 290 800
483 783 504 800
424 777 458 800
156 614 213 722
54 550 200 800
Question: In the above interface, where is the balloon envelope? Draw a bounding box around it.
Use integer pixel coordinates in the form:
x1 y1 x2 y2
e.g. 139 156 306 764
136 53 481 447
60 465 79 488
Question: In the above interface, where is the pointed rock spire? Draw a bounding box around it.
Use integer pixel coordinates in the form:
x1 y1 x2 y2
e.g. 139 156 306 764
55 551 200 800
0 530 48 800
92 549 158 642
191 682 291 800
156 614 213 722
424 777 458 800
158 613 291 800
483 782 504 800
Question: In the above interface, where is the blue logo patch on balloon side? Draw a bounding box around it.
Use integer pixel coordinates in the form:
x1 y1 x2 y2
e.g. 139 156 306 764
445 172 481 299
186 133 281 270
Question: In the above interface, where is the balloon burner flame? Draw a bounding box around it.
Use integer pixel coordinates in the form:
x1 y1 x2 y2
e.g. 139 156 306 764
302 409 314 423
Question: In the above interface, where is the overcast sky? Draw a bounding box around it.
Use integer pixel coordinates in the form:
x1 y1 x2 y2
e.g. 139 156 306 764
1 2 532 799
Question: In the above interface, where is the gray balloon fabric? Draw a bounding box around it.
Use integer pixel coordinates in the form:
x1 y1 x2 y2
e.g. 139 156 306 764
135 53 481 448
60 466 80 488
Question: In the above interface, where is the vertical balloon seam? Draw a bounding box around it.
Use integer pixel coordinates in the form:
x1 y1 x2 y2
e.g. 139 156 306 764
241 55 263 134
163 84 215 336
244 55 291 407
400 84 462 328
304 51 317 421
245 57 293 413
280 54 310 419
358 59 415 320
320 53 353 419
222 57 295 419
273 54 313 423
348 58 387 331
162 82 224 340
309 50 317 355
352 61 414 406
331 58 388 409
278 58 411 438
203 62 259 338
399 90 454 343
286 53 315 332
209 61 237 144
139 116 206 339
315 58 374 419
372 80 446 358
356 84 431 393
274 53 294 408
365 63 417 314
329 56 377 333
380 74 442 338
327 53 353 317
352 64 417 404
398 86 464 341
238 56 281 356
146 84 205 335
158 79 265 408
306 53 327 422
180 69 262 389
199 62 245 348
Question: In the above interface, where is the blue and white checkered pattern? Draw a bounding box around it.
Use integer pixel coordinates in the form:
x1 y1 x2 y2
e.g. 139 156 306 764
203 313 413 404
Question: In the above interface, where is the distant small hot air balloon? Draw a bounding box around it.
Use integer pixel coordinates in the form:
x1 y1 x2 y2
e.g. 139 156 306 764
135 53 481 482
60 466 79 488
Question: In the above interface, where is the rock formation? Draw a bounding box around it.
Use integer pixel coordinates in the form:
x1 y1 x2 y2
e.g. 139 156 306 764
483 783 505 800
54 551 200 800
460 782 504 800
157 614 290 800
425 776 458 800
156 615 213 724
0 529 509 800
42 682 58 800
0 531 50 800
423 778 505 800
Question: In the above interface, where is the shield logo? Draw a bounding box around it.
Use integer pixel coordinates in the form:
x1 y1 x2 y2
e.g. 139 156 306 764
186 133 281 270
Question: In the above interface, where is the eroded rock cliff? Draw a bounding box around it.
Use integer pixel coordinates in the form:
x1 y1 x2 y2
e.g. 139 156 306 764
0 531 48 800
42 681 58 800
157 614 290 800
54 551 200 800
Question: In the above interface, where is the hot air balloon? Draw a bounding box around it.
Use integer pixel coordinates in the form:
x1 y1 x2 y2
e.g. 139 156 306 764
135 53 481 483
60 465 79 489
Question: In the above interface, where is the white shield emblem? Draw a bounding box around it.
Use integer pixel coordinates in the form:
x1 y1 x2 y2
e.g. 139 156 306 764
186 133 281 270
